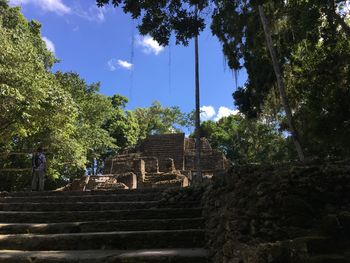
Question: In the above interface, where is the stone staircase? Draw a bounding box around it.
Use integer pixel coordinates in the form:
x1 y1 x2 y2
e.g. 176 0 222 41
142 173 185 188
0 188 208 262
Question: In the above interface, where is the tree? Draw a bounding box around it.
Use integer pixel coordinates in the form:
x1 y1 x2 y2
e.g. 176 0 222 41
211 0 349 159
55 72 117 174
96 0 207 46
103 94 140 152
201 115 290 164
0 2 130 189
0 4 58 144
258 4 305 162
331 0 350 37
0 2 81 183
132 101 189 139
284 32 350 157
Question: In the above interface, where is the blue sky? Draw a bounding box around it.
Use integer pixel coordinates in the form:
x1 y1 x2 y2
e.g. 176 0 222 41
9 0 247 121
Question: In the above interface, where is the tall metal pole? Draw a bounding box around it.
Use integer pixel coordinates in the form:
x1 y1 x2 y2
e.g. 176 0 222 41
194 5 202 184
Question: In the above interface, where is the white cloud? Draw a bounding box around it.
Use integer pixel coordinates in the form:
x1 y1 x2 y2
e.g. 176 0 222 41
214 107 239 121
10 0 71 15
42 37 55 53
200 106 216 121
108 59 133 71
136 35 164 55
9 1 106 23
117 59 133 70
107 59 117 71
200 105 239 121
39 0 71 15
74 5 106 23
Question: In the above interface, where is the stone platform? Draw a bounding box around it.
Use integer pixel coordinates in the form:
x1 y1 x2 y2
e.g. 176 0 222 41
100 133 228 189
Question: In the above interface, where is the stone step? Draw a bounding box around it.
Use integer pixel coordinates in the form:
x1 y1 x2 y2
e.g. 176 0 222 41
0 208 202 223
143 179 181 185
0 248 208 263
145 174 178 181
306 236 350 255
0 201 199 211
0 229 205 250
140 182 154 188
0 193 160 203
0 217 204 234
153 181 184 188
306 254 350 263
0 188 175 198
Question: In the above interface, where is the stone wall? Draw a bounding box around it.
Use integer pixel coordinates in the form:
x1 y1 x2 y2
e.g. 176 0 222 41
184 150 227 172
184 137 228 174
103 154 145 184
141 156 159 173
103 154 140 174
185 137 212 151
140 133 185 172
202 161 350 263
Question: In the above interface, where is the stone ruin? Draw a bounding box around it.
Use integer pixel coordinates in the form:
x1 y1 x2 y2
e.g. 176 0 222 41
64 133 229 191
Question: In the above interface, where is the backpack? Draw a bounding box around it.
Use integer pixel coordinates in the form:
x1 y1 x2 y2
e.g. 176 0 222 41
34 153 42 168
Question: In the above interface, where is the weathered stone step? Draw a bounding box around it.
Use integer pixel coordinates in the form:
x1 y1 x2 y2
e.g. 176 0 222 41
145 174 178 181
0 217 204 234
306 254 350 263
0 188 174 197
0 248 208 263
306 236 350 255
0 208 202 223
0 193 160 203
0 201 199 211
0 229 205 250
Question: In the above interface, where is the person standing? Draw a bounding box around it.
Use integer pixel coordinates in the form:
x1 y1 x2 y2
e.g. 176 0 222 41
31 147 46 191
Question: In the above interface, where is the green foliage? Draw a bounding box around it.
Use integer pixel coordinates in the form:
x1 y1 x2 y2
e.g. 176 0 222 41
103 95 140 152
201 115 291 164
0 3 81 183
285 36 350 157
0 2 125 189
231 0 350 158
96 0 208 46
132 101 190 140
0 1 192 190
54 72 117 170
208 0 350 159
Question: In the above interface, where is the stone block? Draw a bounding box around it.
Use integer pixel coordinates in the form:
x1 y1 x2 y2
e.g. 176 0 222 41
141 157 159 173
133 159 145 183
165 158 176 172
115 172 137 189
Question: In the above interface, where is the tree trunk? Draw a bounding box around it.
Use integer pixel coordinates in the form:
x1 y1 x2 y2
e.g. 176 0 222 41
194 5 202 184
258 5 305 162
